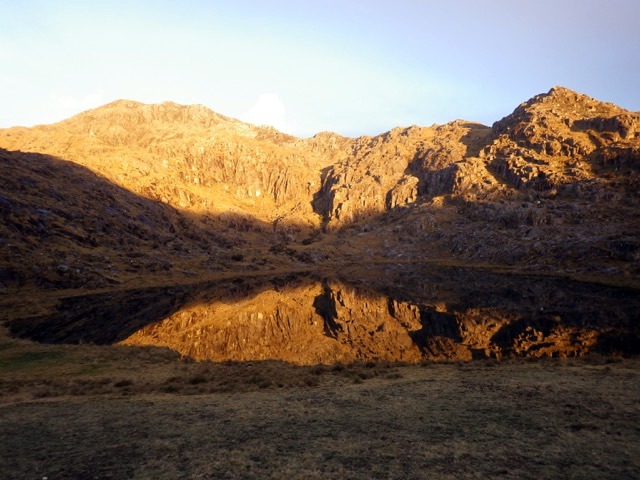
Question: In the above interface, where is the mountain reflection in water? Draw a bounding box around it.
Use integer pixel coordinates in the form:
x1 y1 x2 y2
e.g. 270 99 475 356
8 265 640 364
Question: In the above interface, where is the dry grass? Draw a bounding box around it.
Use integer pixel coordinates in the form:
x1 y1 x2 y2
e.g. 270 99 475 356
0 325 404 402
0 328 639 479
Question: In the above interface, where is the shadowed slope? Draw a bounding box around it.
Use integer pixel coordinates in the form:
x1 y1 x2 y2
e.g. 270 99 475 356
1 87 639 290
0 148 317 292
0 100 343 232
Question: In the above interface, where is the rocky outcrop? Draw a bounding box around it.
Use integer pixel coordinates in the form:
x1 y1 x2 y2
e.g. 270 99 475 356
386 176 419 208
422 157 499 198
329 87 640 278
315 122 495 229
484 86 640 190
313 127 422 228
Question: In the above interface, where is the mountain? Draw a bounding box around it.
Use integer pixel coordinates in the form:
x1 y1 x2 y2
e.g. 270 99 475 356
0 100 331 227
0 87 639 292
317 86 639 225
319 86 640 277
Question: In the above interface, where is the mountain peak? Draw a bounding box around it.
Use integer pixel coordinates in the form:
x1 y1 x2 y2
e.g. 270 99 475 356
0 86 638 297
547 85 578 97
100 99 146 109
493 86 632 135
70 99 233 125
50 99 251 147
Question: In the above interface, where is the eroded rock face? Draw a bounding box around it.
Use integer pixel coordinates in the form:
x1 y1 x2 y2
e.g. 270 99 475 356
1 87 639 288
314 87 639 232
315 122 495 229
485 86 640 189
327 87 640 278
0 100 334 231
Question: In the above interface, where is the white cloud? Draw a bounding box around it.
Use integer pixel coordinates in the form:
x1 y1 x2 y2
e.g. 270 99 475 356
240 93 294 134
50 89 105 113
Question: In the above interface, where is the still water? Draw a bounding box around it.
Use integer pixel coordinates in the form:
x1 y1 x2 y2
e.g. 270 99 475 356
8 264 640 364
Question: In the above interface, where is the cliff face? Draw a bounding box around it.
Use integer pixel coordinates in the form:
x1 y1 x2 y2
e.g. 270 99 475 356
314 87 640 229
0 100 334 234
0 87 639 291
313 122 495 229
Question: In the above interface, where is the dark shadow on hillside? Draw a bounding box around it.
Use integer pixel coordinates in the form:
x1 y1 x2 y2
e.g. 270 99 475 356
0 148 326 290
310 165 337 229
458 122 493 158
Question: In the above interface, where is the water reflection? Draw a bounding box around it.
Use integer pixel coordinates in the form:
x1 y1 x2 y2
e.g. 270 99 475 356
8 265 640 364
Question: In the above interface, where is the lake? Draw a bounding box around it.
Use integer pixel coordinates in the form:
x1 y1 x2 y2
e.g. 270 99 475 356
7 264 640 364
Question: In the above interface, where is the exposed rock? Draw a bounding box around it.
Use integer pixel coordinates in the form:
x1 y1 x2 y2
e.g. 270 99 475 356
387 176 419 208
0 86 638 288
485 86 640 190
315 121 494 229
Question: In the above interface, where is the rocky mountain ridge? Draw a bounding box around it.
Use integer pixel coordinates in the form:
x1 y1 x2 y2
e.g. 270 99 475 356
322 87 640 279
0 86 639 292
318 86 639 228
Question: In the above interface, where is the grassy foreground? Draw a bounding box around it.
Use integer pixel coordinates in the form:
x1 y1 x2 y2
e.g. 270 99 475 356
1 328 639 480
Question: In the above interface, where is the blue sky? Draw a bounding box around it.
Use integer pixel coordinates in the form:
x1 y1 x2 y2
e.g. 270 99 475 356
1 0 638 137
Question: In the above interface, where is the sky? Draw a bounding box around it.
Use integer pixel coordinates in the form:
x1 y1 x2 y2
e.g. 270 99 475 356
1 0 638 137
